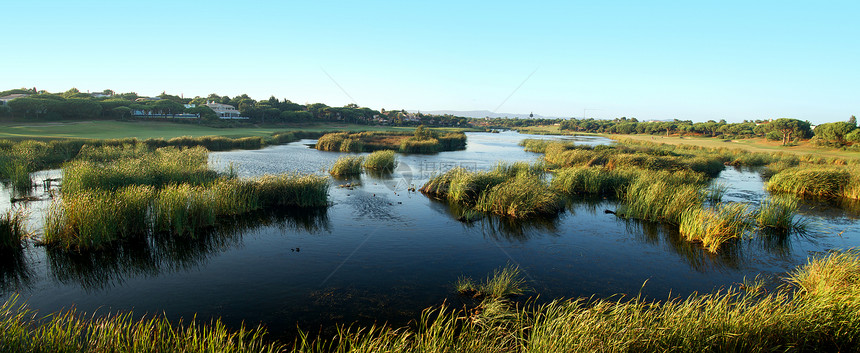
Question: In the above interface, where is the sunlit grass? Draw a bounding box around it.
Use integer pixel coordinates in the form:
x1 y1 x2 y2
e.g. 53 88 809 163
362 150 396 171
679 203 752 252
756 196 806 231
0 209 28 249
329 155 364 176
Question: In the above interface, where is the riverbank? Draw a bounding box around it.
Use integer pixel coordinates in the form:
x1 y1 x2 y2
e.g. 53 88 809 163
0 120 475 141
515 125 859 161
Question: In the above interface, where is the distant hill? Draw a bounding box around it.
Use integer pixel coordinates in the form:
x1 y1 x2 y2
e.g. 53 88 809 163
408 110 562 119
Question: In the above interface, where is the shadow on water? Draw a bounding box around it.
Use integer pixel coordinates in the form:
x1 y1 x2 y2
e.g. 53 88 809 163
47 207 330 291
0 248 32 292
427 198 562 241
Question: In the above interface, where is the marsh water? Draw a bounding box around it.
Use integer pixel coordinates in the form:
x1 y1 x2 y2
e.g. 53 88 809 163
2 131 859 339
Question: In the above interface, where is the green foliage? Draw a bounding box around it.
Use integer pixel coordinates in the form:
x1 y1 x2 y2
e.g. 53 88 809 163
679 203 753 252
0 209 28 248
0 297 282 352
329 155 364 176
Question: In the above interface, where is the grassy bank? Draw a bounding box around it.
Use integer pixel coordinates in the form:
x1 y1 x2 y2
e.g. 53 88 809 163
42 146 329 249
315 126 467 153
4 251 858 352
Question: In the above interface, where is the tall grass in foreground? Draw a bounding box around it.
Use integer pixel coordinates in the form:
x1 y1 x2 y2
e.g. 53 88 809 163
2 252 859 351
0 297 282 353
289 251 860 352
329 155 364 176
362 150 396 171
0 209 28 249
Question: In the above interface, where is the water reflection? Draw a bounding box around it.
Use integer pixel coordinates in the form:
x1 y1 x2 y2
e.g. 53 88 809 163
624 219 744 272
0 248 32 292
47 207 330 291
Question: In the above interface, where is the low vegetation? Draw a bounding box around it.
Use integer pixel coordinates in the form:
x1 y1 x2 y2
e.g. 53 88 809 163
503 139 828 252
678 203 752 252
456 265 527 298
329 155 364 176
766 167 860 199
421 162 562 219
42 146 329 249
0 296 282 353
0 209 28 249
315 126 467 153
6 251 857 351
756 196 807 231
362 150 397 171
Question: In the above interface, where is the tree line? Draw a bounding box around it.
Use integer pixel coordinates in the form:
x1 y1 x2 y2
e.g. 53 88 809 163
0 88 470 127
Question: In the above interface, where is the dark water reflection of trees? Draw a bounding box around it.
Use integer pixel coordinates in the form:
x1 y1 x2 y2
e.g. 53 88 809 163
44 207 330 292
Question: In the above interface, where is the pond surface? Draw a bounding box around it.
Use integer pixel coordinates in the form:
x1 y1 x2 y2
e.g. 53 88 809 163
2 131 859 339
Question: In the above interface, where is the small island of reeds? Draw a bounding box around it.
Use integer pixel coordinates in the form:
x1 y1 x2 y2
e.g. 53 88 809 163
315 125 467 153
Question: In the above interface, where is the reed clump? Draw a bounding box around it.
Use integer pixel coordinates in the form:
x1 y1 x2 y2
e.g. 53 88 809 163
43 185 155 248
422 163 560 218
288 251 860 352
362 150 396 171
519 138 563 153
475 175 563 218
616 177 705 224
315 128 467 153
0 209 28 249
678 203 753 252
329 155 364 176
457 265 528 299
62 146 218 195
253 173 330 208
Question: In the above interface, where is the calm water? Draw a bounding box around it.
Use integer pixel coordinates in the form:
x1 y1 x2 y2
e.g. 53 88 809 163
2 131 859 339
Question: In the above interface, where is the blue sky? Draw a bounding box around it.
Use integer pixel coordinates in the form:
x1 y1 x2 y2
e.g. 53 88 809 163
2 0 857 123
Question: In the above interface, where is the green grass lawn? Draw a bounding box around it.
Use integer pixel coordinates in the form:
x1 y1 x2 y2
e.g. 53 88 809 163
0 121 436 140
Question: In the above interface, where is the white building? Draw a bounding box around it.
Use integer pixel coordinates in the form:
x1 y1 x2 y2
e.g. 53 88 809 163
0 94 29 105
205 101 242 118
